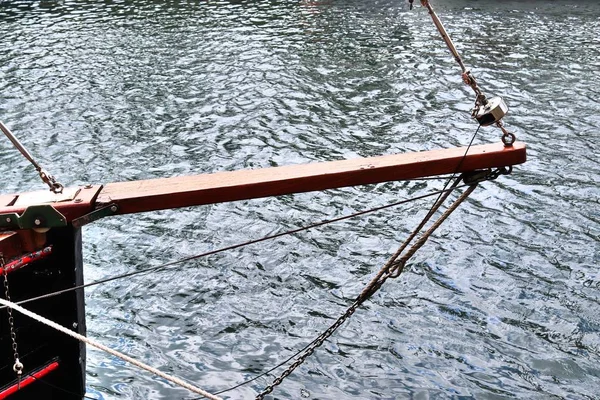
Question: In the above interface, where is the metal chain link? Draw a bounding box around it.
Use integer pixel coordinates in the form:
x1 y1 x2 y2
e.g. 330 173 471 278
1 255 24 386
255 175 488 399
256 298 363 399
496 120 516 146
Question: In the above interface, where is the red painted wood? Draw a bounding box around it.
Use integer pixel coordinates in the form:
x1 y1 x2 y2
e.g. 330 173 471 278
0 361 59 399
2 246 53 275
96 142 526 216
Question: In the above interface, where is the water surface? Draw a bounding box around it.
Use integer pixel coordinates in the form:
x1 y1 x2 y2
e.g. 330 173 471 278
1 0 599 399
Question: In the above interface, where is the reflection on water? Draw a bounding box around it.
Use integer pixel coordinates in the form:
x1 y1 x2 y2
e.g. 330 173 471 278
1 0 599 399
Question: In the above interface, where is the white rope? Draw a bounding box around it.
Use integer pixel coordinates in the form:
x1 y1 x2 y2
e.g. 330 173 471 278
0 298 222 400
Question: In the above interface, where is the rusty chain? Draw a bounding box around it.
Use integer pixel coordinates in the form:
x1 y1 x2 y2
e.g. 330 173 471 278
255 172 497 399
1 255 24 388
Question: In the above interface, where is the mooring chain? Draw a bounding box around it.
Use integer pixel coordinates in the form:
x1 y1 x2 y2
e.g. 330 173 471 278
1 256 24 389
255 171 502 399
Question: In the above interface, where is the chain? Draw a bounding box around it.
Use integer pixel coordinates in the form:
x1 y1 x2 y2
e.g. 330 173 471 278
496 120 516 146
1 255 24 388
256 298 364 400
255 175 487 399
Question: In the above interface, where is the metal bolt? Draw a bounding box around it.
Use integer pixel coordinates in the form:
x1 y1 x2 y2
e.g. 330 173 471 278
110 205 118 212
72 322 78 329
34 219 41 226
74 198 82 203
5 217 10 223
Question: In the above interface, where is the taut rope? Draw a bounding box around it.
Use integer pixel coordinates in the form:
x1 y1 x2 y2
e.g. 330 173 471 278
0 298 222 400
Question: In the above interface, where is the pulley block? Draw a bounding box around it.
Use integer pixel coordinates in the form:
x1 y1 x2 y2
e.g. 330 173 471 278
473 96 508 126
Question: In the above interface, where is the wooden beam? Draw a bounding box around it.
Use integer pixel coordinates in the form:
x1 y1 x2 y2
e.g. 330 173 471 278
96 142 526 216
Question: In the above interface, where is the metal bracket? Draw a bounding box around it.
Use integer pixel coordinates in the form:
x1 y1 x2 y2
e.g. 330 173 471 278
72 204 118 228
462 166 512 185
13 187 80 208
0 205 67 230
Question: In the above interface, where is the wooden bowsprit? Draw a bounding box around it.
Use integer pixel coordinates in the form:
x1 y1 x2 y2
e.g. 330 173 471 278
95 142 525 216
0 141 526 399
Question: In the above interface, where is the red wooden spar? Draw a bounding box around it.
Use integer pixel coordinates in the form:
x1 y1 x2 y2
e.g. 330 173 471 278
97 142 526 215
0 141 526 221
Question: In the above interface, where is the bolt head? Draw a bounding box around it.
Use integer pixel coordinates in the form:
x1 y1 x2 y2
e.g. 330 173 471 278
34 219 41 226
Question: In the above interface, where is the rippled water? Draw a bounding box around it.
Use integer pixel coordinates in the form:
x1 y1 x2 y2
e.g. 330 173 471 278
1 0 599 399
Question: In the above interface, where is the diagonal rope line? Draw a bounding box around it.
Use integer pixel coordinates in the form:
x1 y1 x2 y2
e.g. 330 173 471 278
362 175 463 292
0 298 222 400
1 184 469 311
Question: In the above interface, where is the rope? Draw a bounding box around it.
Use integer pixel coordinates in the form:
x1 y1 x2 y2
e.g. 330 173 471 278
0 298 222 400
0 121 63 193
361 175 463 293
383 182 477 279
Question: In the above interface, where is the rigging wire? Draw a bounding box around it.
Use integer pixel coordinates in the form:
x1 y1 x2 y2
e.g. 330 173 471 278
252 124 485 398
422 124 481 222
0 183 470 311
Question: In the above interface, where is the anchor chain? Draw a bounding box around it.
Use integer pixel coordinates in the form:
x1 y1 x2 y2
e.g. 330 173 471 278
255 168 514 399
1 256 24 389
256 297 363 400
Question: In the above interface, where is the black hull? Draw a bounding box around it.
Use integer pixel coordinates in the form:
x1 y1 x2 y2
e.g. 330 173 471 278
1 226 85 399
